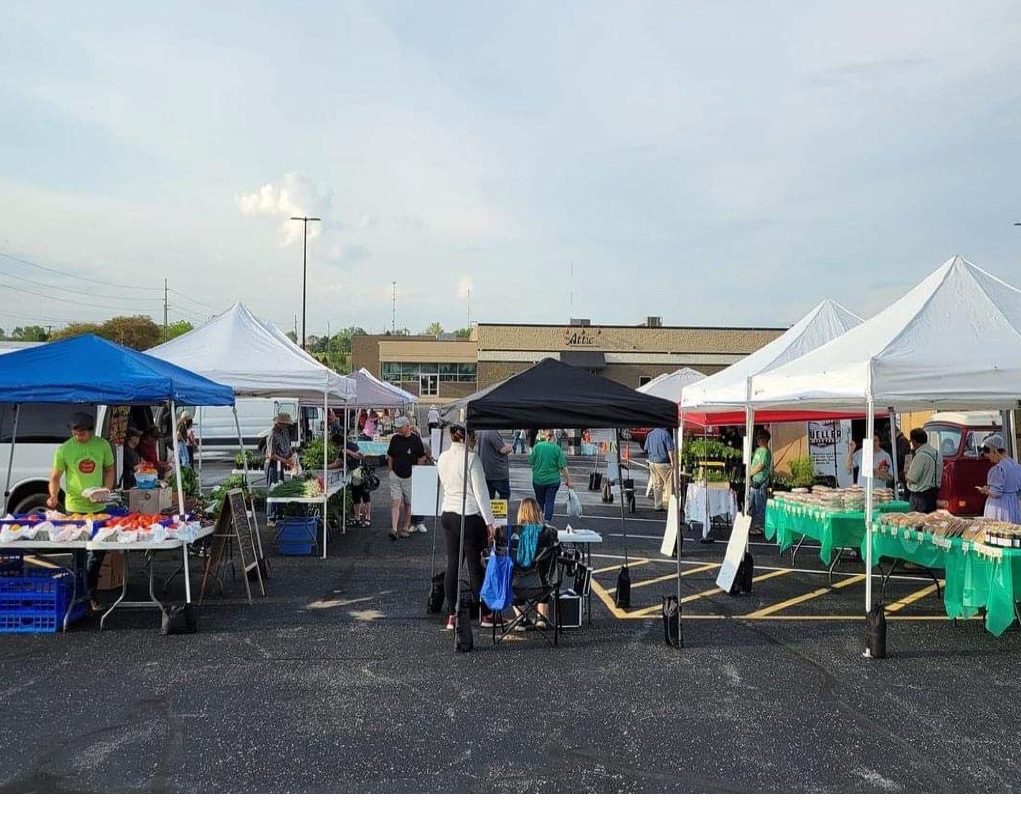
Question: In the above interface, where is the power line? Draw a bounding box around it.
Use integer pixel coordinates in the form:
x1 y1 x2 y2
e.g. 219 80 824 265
0 251 141 290
168 287 220 313
0 266 161 302
0 279 163 314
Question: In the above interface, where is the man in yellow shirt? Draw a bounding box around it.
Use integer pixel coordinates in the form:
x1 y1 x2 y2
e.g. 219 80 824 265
48 412 115 611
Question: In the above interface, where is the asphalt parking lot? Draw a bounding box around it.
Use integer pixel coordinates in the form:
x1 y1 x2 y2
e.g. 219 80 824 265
2 453 1021 793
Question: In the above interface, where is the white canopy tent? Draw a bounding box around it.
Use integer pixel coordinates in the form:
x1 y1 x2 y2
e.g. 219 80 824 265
148 302 356 558
751 256 1021 641
637 367 706 402
681 299 863 414
347 367 417 408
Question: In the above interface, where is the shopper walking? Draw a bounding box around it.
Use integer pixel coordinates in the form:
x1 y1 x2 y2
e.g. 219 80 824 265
643 426 675 512
529 430 573 522
477 429 512 500
905 428 941 512
386 416 427 539
437 425 495 629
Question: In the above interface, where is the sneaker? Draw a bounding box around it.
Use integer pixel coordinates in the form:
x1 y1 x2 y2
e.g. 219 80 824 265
89 598 107 614
388 530 399 541
533 618 547 630
415 523 428 533
445 615 456 630
513 618 533 632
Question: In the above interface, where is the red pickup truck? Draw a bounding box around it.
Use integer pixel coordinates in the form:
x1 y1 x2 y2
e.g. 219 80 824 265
923 412 1000 515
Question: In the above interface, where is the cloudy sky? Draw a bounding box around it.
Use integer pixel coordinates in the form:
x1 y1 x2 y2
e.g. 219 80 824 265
1 1 1020 337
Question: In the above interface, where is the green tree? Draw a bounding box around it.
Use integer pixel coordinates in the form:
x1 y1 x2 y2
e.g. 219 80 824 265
51 322 101 341
99 316 162 350
11 324 50 341
423 322 443 336
454 327 471 338
164 320 193 341
285 330 298 343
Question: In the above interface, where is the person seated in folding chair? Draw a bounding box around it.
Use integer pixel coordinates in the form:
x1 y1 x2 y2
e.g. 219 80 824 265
500 497 563 637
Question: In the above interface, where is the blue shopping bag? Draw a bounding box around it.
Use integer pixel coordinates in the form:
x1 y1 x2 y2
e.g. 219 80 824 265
480 553 514 612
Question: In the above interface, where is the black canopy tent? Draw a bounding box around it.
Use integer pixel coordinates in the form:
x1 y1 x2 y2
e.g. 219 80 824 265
440 359 681 650
441 358 677 430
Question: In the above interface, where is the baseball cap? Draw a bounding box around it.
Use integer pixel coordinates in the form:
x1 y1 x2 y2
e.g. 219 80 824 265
70 411 95 431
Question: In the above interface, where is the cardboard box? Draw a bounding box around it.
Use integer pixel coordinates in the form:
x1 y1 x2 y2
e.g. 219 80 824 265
95 552 125 591
127 486 172 514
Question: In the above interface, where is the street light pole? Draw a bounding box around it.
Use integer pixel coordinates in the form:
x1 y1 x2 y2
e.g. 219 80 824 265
290 215 321 349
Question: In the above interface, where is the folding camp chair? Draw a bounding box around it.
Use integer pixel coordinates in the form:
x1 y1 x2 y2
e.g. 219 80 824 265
492 525 574 647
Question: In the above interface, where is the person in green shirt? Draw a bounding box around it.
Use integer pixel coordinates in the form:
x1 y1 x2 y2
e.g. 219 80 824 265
48 411 115 611
528 430 573 521
747 428 772 534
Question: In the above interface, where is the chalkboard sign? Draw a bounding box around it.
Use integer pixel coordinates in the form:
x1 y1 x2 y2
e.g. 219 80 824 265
201 489 265 603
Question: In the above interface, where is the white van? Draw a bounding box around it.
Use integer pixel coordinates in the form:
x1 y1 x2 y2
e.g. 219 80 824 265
184 397 323 457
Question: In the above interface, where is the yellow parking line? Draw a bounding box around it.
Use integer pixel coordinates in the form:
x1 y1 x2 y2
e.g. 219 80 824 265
681 568 791 604
591 558 650 576
884 580 945 613
744 574 865 618
631 562 718 590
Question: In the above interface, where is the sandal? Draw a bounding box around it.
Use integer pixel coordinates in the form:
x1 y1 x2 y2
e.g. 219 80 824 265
388 530 398 541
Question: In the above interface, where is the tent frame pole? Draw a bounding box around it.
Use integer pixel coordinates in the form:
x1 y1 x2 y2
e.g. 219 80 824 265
673 422 683 608
615 429 629 565
169 399 192 605
864 397 875 617
2 405 19 516
454 411 470 650
888 407 900 501
323 388 329 559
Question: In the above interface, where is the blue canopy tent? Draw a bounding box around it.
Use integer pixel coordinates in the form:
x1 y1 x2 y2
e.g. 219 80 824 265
0 334 235 610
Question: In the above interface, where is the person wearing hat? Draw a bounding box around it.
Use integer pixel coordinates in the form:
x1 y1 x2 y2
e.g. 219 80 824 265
47 412 115 611
977 433 1021 523
385 415 427 539
266 412 297 523
121 426 145 490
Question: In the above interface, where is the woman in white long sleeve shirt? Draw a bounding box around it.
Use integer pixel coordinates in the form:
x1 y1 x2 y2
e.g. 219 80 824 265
437 425 496 630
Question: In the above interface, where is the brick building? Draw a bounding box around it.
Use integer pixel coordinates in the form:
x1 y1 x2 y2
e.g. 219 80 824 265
352 318 787 403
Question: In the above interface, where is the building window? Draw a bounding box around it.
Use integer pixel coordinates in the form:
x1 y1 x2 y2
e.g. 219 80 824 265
420 373 438 397
638 375 653 386
381 361 476 383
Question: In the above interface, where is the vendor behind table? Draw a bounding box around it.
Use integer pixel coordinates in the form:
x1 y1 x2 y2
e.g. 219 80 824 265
977 433 1021 523
47 411 115 612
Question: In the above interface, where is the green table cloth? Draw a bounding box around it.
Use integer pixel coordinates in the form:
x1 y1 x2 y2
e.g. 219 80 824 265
867 524 1021 636
765 498 909 566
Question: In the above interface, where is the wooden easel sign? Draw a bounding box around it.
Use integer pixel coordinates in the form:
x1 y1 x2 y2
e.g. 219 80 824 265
201 489 266 603
717 513 751 592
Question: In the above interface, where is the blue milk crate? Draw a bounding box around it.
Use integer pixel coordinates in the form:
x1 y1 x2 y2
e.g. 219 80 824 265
0 567 85 633
274 517 320 556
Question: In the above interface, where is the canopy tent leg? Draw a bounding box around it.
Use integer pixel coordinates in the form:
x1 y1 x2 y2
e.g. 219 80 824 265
196 405 203 491
342 405 348 534
743 404 754 525
615 430 629 564
888 407 900 501
864 398 875 616
169 399 192 606
233 405 266 591
453 417 470 651
2 405 19 516
675 418 685 608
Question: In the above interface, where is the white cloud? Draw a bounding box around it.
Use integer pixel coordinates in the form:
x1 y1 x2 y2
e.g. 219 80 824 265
235 172 335 246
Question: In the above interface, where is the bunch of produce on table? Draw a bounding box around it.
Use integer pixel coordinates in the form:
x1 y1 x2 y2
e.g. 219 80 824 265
0 509 202 544
268 475 324 499
778 485 895 512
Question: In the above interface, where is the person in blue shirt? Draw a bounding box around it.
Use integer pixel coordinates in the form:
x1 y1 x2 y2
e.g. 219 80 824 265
643 427 675 512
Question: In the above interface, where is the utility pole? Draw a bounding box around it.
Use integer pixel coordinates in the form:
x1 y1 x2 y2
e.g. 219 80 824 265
466 287 471 330
163 279 169 341
293 314 298 339
391 281 397 333
289 215 321 349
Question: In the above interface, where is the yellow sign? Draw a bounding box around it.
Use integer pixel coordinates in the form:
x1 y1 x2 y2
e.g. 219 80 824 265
491 499 508 526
